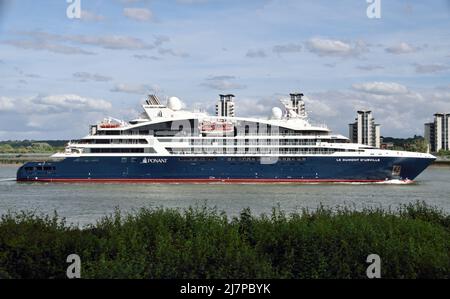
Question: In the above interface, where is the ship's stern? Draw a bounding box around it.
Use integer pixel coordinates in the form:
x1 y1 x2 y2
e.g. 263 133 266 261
16 162 58 182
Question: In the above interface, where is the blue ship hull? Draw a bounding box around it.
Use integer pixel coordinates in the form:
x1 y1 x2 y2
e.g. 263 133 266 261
16 155 435 183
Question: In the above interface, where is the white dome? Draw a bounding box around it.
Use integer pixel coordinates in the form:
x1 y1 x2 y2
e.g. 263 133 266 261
271 107 283 120
167 96 182 111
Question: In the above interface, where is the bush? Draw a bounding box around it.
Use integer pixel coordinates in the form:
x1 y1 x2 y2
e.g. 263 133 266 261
0 202 448 279
438 150 450 157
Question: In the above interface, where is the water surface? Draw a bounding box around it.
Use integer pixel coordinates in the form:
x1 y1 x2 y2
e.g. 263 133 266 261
0 164 449 226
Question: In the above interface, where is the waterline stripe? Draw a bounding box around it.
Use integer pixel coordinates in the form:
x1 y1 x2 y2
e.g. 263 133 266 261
16 178 414 184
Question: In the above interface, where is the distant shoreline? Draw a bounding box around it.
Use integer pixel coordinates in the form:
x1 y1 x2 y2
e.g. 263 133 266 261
0 154 52 165
433 160 450 166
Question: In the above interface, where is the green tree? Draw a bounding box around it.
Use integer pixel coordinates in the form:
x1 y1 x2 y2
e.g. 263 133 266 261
406 138 428 153
437 149 450 157
0 144 14 153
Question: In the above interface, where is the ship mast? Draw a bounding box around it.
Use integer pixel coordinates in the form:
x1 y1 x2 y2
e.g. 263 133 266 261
281 93 307 119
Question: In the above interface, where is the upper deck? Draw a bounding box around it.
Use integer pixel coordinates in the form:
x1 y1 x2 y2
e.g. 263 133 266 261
90 93 331 139
51 93 434 161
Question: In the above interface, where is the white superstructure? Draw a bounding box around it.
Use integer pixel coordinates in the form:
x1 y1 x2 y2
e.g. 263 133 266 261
53 94 432 161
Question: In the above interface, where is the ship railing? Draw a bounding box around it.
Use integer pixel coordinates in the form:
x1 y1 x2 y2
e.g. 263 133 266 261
187 141 320 146
156 133 331 137
168 150 340 155
309 123 328 129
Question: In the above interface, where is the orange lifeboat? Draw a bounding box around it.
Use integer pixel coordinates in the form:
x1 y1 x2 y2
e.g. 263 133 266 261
100 123 121 129
200 120 234 133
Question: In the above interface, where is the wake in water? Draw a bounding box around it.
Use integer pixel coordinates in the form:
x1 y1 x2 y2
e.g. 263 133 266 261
375 179 415 185
333 180 415 185
0 178 16 182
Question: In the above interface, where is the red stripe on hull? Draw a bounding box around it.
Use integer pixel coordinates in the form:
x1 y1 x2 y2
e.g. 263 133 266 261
16 178 409 184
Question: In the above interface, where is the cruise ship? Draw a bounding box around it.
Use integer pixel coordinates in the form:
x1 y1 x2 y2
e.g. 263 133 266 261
17 92 435 183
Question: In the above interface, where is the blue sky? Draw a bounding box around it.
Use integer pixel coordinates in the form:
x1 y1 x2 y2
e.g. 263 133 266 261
0 0 449 139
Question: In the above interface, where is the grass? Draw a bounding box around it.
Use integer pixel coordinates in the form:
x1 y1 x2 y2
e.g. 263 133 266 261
0 201 448 279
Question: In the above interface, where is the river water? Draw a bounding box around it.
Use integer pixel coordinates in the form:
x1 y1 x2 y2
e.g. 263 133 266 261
0 164 449 227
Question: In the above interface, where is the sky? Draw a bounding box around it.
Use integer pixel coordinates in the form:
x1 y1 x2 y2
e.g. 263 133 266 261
0 0 449 140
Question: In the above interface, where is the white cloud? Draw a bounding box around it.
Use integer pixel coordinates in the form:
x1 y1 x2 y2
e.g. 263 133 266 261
356 65 384 71
304 85 450 137
32 94 112 112
119 0 145 3
12 31 164 51
272 43 302 55
133 54 161 60
158 48 189 58
0 97 15 111
69 34 154 50
246 49 267 58
154 35 171 46
111 83 158 94
385 42 417 54
352 82 409 95
201 76 246 91
0 94 111 124
0 94 113 137
81 10 106 22
414 63 450 74
3 39 95 55
431 91 450 100
208 75 236 80
123 8 153 22
305 38 367 57
303 95 338 118
176 0 208 4
232 95 279 118
73 72 113 82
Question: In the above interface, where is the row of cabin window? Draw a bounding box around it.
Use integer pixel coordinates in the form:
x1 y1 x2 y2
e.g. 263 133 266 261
24 166 56 172
177 157 307 162
167 148 350 154
76 139 148 144
87 148 149 153
97 128 327 137
188 140 320 146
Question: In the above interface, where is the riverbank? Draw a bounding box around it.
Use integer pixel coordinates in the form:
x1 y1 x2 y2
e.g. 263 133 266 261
0 153 52 164
434 157 450 165
0 202 448 279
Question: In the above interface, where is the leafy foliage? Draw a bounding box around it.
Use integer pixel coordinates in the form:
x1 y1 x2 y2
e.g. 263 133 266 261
437 150 450 157
382 136 428 153
0 141 67 154
0 202 448 279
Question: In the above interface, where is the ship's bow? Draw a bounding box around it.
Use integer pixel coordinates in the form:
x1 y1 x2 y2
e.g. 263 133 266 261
398 153 436 181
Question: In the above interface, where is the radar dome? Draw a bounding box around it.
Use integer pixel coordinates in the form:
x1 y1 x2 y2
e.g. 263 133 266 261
271 107 283 120
167 96 182 111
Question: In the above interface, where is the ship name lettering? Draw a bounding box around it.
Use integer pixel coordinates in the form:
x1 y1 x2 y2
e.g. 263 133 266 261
337 158 380 162
142 158 168 164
